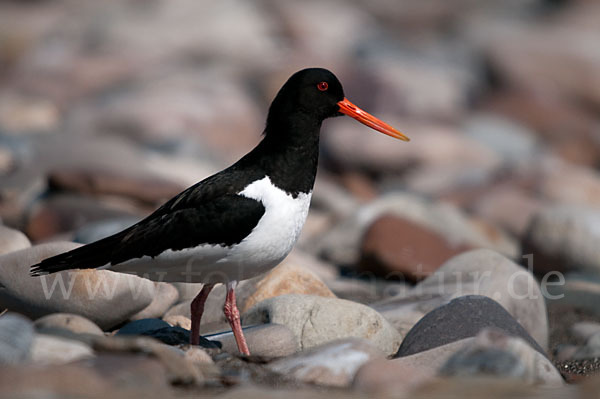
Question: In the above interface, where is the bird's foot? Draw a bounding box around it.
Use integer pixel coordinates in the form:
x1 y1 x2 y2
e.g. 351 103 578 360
224 281 250 356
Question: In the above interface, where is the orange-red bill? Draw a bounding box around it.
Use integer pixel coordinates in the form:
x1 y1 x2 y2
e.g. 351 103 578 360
337 98 409 142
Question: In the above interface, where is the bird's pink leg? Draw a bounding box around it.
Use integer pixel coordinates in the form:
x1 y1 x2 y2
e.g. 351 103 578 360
223 280 250 355
190 283 214 345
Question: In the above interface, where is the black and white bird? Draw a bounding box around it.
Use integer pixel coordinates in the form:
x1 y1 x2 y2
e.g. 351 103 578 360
30 68 409 355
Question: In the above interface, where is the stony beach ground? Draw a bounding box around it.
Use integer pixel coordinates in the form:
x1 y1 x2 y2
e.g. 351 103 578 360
1 0 600 397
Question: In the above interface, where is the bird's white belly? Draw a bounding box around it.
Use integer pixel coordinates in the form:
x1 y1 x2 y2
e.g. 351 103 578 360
111 176 312 283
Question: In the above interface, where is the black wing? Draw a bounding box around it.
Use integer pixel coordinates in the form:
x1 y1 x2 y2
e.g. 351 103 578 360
30 194 265 276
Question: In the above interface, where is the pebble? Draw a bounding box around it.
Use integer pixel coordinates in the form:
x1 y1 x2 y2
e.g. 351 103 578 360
373 249 549 350
395 295 545 358
522 205 600 275
267 338 384 387
184 347 214 365
571 322 600 343
239 260 336 313
130 282 179 320
0 242 155 330
206 323 297 357
34 313 104 335
163 314 191 330
243 294 402 355
30 334 95 365
358 214 473 282
574 332 600 360
0 225 31 256
0 313 34 365
439 328 562 385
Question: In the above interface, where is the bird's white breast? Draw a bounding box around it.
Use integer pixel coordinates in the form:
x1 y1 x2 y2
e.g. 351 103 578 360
111 176 312 283
225 176 312 270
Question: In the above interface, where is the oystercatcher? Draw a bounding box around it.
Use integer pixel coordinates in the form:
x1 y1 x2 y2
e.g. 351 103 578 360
30 68 409 355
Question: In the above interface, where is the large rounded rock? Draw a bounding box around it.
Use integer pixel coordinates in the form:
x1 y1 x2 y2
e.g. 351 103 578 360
0 226 30 256
0 242 155 330
243 294 402 355
373 249 548 350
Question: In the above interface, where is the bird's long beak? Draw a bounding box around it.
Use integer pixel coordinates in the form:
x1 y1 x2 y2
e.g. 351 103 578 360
337 98 409 141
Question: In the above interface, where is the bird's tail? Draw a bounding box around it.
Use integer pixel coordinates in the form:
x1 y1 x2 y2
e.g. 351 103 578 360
29 233 124 276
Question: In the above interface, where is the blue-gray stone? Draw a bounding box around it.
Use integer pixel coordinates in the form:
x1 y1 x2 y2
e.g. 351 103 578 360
0 313 35 364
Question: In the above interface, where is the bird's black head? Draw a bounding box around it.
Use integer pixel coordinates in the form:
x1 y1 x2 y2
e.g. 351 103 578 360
264 67 409 142
266 68 345 129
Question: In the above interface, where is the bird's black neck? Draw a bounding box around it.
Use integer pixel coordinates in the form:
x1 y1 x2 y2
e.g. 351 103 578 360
235 113 321 197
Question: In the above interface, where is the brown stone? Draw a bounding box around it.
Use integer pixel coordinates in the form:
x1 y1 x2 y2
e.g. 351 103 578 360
241 260 336 313
359 214 473 282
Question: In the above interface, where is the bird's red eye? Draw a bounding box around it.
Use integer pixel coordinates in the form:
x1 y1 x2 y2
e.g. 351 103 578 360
317 81 328 91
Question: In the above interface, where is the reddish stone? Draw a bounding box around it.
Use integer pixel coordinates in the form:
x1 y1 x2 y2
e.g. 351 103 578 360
358 214 473 282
